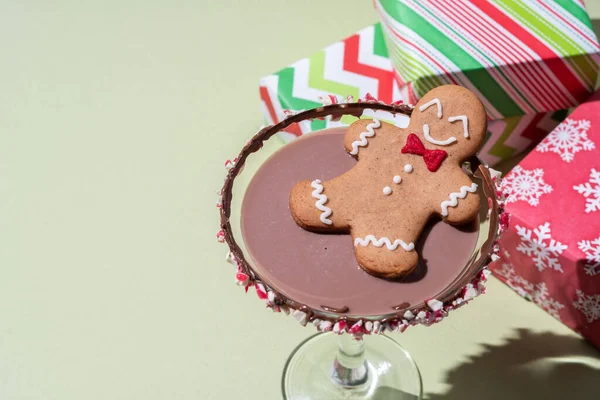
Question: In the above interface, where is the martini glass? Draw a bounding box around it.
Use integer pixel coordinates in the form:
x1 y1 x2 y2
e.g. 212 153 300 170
218 102 503 399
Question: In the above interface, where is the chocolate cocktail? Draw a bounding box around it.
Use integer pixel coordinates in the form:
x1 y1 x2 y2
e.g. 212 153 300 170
218 86 506 399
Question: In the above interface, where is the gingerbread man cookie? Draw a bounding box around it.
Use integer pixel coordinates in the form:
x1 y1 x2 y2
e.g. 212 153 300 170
289 85 487 279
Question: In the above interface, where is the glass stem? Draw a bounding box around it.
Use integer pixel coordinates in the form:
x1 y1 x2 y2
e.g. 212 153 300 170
331 334 368 387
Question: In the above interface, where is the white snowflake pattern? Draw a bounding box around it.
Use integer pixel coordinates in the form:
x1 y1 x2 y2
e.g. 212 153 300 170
536 118 595 162
502 166 553 206
578 236 600 276
573 168 600 213
495 263 564 319
516 222 568 272
573 289 600 323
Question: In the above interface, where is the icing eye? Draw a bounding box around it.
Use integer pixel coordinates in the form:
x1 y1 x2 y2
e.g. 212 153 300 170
419 98 442 118
448 115 469 138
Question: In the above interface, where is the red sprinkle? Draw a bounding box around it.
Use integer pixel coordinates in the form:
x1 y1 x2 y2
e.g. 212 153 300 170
255 284 268 300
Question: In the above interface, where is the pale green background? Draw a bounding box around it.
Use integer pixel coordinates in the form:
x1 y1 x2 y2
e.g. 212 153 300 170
2 1 600 399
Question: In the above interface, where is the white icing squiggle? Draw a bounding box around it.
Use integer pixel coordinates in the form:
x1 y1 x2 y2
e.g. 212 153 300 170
419 98 442 118
311 179 332 225
349 119 381 155
440 183 478 217
423 123 457 146
354 235 415 251
448 115 469 138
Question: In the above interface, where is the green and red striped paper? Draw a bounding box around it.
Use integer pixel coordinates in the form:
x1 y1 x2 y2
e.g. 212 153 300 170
375 0 600 120
259 23 566 165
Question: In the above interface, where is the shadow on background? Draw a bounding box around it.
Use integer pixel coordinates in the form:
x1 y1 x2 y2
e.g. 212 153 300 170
427 329 600 400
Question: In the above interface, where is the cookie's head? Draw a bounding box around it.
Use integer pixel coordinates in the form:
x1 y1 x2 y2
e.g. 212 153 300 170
408 85 487 163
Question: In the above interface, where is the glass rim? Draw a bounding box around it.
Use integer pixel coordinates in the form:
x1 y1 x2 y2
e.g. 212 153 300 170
219 101 503 330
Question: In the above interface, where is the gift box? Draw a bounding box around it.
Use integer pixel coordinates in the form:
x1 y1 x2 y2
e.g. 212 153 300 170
259 23 570 166
374 0 600 117
490 89 600 348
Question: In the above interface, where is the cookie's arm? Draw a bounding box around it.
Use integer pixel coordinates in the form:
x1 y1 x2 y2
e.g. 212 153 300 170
343 119 388 158
439 176 480 225
289 179 347 233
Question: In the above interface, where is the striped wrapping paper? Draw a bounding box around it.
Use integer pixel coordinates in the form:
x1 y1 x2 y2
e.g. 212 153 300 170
259 24 567 165
375 0 600 120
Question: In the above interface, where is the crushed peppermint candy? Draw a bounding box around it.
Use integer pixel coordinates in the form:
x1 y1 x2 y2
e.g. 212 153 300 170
348 320 364 335
293 310 308 326
318 94 341 106
216 230 225 243
224 158 238 171
333 320 347 334
255 283 268 300
426 299 444 312
282 109 305 118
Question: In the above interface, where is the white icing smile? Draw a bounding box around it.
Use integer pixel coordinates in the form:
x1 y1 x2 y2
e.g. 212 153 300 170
423 123 457 146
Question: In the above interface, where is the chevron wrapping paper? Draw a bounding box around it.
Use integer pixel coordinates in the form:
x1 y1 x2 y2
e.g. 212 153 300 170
259 23 566 166
375 0 600 120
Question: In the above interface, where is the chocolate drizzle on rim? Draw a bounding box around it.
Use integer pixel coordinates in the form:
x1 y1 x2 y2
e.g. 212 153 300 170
392 302 411 310
219 102 500 326
321 305 350 313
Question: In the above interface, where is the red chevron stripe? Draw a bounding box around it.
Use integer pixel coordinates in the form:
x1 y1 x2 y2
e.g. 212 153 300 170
343 34 395 103
475 0 588 101
259 85 301 136
259 85 278 123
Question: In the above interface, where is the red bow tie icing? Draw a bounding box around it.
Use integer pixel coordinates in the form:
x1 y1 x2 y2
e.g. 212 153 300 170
401 133 448 172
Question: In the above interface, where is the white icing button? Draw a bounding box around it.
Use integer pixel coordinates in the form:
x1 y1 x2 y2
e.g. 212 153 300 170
404 164 413 173
383 186 392 196
393 175 402 184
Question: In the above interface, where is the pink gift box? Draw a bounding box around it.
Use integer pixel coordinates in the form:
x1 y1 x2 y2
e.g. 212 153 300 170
491 90 600 348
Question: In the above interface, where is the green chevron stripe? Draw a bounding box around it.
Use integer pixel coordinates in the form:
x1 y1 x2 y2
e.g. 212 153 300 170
275 68 321 110
373 23 389 58
488 115 522 158
275 67 326 131
308 51 360 99
310 118 326 131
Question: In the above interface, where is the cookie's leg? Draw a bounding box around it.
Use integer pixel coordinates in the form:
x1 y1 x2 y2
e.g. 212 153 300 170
351 218 421 279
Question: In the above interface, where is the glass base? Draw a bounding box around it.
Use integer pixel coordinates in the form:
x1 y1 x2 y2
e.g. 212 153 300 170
282 333 423 400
